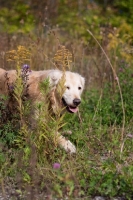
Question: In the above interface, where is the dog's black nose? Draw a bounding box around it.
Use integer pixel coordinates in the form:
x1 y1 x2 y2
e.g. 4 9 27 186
73 98 81 106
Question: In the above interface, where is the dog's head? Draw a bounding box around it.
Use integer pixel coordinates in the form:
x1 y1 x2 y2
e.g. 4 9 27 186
48 70 85 113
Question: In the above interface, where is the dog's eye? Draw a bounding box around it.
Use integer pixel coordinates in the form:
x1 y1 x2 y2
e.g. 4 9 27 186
78 87 82 90
66 86 70 90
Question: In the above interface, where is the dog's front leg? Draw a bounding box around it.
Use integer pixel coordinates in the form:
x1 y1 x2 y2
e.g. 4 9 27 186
57 135 76 154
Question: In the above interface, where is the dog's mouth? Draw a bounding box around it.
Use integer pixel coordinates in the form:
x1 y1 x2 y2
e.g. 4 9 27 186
62 98 79 113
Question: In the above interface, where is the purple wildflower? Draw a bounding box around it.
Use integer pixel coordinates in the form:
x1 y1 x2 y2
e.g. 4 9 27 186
22 64 30 70
119 68 123 72
9 85 14 91
53 163 61 169
115 76 119 81
127 134 133 138
21 64 31 85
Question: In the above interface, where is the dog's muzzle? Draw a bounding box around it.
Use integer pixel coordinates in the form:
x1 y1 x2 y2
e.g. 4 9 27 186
62 98 81 113
73 98 81 106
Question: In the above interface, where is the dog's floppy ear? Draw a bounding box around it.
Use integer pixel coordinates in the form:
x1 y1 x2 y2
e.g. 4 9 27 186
48 70 63 88
80 76 85 89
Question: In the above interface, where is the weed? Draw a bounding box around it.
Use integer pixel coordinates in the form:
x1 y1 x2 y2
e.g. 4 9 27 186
0 30 133 200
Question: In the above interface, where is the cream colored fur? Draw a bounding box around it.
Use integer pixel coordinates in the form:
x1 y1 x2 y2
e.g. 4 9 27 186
0 68 85 153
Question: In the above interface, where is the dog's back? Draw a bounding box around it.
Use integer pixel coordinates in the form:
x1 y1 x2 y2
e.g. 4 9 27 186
0 68 17 95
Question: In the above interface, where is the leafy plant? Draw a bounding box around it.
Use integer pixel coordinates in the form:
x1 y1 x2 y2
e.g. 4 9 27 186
0 1 34 33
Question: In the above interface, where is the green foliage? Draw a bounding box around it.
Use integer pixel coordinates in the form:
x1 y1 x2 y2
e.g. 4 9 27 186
0 1 34 33
40 77 50 94
1 18 133 198
0 96 18 146
118 62 133 123
79 62 133 126
0 96 7 123
88 166 133 197
0 122 17 146
56 4 103 43
1 72 133 198
114 0 133 24
54 0 133 45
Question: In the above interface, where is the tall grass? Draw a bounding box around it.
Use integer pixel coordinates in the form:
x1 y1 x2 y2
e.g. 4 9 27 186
0 27 133 199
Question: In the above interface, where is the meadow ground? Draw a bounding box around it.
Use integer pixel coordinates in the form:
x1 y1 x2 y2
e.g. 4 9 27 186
0 29 133 200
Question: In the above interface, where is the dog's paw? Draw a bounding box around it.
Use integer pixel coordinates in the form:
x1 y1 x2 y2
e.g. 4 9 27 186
63 140 76 154
58 135 76 154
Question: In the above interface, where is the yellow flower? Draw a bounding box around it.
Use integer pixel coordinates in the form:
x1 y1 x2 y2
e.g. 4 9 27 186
54 45 72 70
6 45 31 65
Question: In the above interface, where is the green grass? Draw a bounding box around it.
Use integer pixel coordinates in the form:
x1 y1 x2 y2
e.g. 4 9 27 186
0 29 133 199
1 86 133 199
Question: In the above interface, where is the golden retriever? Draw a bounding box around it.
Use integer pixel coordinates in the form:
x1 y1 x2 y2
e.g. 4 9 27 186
0 68 85 153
